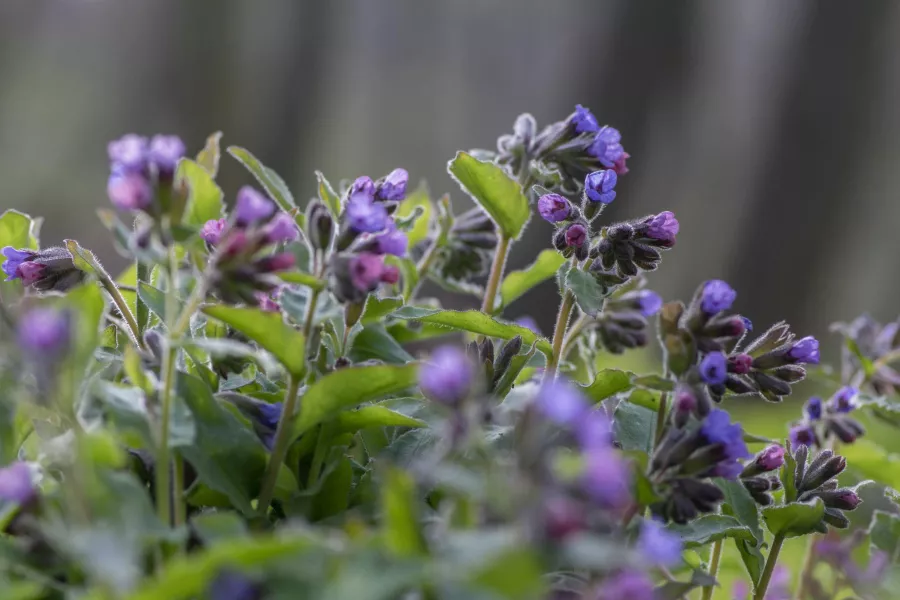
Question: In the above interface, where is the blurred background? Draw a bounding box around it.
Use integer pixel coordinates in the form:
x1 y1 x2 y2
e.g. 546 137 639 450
2 0 900 358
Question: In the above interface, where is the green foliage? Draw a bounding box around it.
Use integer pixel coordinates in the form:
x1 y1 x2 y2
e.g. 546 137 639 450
177 158 224 227
447 152 530 240
228 146 296 211
498 249 565 310
762 498 826 538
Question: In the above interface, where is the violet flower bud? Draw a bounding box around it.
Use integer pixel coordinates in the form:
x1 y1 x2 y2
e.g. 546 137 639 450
597 571 654 600
542 495 585 541
564 223 587 248
741 316 753 332
700 352 728 385
107 170 153 211
107 134 148 172
419 345 473 406
200 219 228 246
208 570 262 600
673 385 697 426
789 424 816 448
349 176 376 199
2 247 36 281
234 186 275 226
570 104 599 134
588 126 625 168
537 193 571 223
349 253 385 292
148 134 186 176
805 396 823 420
0 462 35 504
787 336 820 365
254 291 280 313
18 308 70 357
701 279 736 314
635 290 663 317
262 212 299 245
375 168 409 202
830 386 857 413
536 378 589 428
644 210 679 245
584 170 617 204
582 447 631 509
729 353 753 375
755 445 785 472
254 252 295 273
638 519 683 566
2 246 84 292
576 410 613 451
374 224 408 257
346 193 389 233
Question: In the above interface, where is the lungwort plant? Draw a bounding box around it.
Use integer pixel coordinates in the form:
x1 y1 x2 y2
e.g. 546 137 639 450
0 108 898 600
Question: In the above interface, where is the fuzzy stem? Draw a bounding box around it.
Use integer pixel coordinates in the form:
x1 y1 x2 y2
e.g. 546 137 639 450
701 539 724 600
481 234 510 315
256 374 302 513
543 290 576 384
302 288 321 342
99 275 144 351
559 312 588 360
754 533 786 600
173 454 186 527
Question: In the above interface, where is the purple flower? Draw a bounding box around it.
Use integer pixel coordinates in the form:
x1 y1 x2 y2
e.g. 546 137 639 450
701 279 736 314
700 352 728 385
17 262 45 286
565 223 587 248
254 291 280 313
674 385 697 416
830 386 857 413
729 353 753 375
346 193 390 233
515 316 541 335
536 378 589 427
833 490 861 510
0 462 34 504
349 176 376 199
805 396 823 420
419 346 473 406
18 308 70 357
148 135 185 175
262 212 299 244
537 193 571 223
755 445 785 472
2 247 36 281
235 186 275 226
644 210 679 244
254 253 295 273
700 409 750 462
787 336 819 365
375 224 408 257
209 571 261 600
576 410 613 451
741 316 753 332
597 571 654 600
638 519 683 566
636 290 663 317
200 219 227 245
588 126 625 168
107 171 153 211
107 134 148 171
789 424 816 448
542 495 585 541
582 448 631 509
570 104 599 134
585 170 617 204
715 460 745 479
349 253 388 292
376 168 409 202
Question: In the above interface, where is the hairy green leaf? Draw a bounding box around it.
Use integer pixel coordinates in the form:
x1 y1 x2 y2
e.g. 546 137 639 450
178 158 223 227
499 249 565 309
666 514 754 548
762 498 825 538
228 146 296 211
448 152 530 240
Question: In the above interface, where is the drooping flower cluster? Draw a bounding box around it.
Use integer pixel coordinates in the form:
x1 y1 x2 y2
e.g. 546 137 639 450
106 133 186 213
832 314 900 396
789 443 861 530
587 280 664 354
739 444 785 506
1 246 84 293
788 386 866 448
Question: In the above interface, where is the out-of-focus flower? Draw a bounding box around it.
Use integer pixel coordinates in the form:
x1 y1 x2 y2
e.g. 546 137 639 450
419 346 474 406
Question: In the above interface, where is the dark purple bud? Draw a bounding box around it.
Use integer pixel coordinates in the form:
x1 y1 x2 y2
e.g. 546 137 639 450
582 447 631 509
200 219 228 246
234 187 275 226
262 213 299 244
635 290 663 317
829 386 857 413
584 170 617 204
380 264 399 284
756 445 785 472
18 308 70 357
701 279 736 314
828 489 861 510
345 193 389 233
0 462 35 504
107 134 149 172
374 224 408 257
148 134 185 175
638 519 683 566
597 571 654 600
588 126 625 168
644 210 679 245
349 176 376 199
787 336 820 365
564 223 587 248
419 345 473 406
349 252 388 293
673 385 697 426
107 170 153 211
375 168 409 202
789 424 816 448
222 230 250 257
254 252 295 273
537 193 571 223
542 495 585 541
805 397 823 420
1 247 36 281
612 151 630 175
729 353 753 375
536 378 589 428
208 570 262 600
570 104 599 134
700 352 728 385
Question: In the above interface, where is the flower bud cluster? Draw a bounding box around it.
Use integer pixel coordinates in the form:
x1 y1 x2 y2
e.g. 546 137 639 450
106 133 186 214
464 336 523 396
586 284 663 354
790 444 861 531
788 386 865 449
832 314 900 396
739 445 784 505
1 246 85 293
429 207 498 288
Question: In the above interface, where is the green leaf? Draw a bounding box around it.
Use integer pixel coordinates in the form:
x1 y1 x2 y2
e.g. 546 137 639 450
349 323 414 364
195 131 223 176
227 146 296 211
395 181 433 247
626 388 660 411
189 512 247 546
137 282 182 326
869 510 900 557
447 151 530 240
716 478 763 541
277 271 325 290
289 363 418 444
626 451 661 506
363 295 404 323
177 158 224 227
781 439 798 503
762 498 825 538
333 405 425 435
498 249 565 309
613 400 655 453
177 374 267 514
633 374 675 392
565 267 605 317
391 307 552 356
582 369 634 403
202 305 306 377
315 170 342 218
100 324 118 349
87 381 195 450
0 209 38 249
382 467 426 557
470 546 544 599
666 514 754 548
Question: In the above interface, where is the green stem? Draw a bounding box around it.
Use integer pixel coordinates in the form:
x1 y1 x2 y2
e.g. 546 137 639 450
257 375 302 514
481 234 510 315
701 539 724 600
754 533 786 600
794 528 817 599
407 235 443 302
306 423 333 488
542 289 576 384
99 276 144 350
654 392 669 446
559 313 587 360
135 260 150 335
302 288 321 342
173 454 186 527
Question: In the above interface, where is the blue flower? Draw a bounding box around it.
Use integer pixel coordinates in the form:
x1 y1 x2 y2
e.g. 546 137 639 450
376 168 409 202
537 193 571 223
638 519 683 566
789 424 816 448
636 290 663 317
701 409 750 462
582 448 631 509
701 279 736 314
107 134 149 172
148 134 185 175
1 247 35 281
575 410 612 451
419 346 473 406
536 378 588 427
375 224 408 257
805 397 823 420
208 571 261 600
830 386 857 413
571 104 599 134
584 170 617 204
787 336 819 365
598 571 655 600
644 211 680 245
234 186 275 226
699 352 728 385
345 193 390 233
18 308 70 357
0 462 35 504
588 126 625 168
